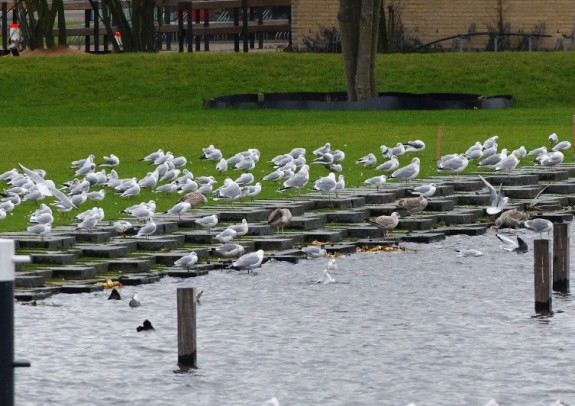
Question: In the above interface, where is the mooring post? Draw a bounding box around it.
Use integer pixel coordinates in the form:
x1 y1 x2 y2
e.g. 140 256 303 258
177 287 197 368
0 239 30 406
436 127 442 161
553 222 570 293
534 239 552 314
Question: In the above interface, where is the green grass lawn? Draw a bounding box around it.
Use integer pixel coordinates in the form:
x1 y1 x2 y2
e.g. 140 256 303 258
0 51 574 232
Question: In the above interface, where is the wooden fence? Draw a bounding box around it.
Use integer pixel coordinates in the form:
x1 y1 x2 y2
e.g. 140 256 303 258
1 0 291 54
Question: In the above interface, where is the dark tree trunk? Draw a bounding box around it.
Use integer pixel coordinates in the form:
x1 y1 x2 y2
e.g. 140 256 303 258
338 0 381 102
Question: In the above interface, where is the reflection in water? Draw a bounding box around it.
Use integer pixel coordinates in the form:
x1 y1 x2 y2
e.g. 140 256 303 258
14 232 575 405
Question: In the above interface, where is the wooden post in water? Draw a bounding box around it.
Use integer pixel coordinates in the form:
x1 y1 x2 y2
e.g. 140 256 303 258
436 127 442 161
553 222 570 293
534 239 552 314
177 287 197 368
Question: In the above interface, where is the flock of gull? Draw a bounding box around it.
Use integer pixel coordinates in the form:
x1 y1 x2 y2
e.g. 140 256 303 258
0 130 569 274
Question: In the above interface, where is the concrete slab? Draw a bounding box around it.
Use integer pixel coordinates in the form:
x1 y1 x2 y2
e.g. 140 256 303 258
303 229 347 243
108 258 153 273
399 233 446 243
426 198 456 212
310 196 366 210
79 245 129 258
60 284 104 294
166 269 210 277
51 266 98 280
65 231 112 243
15 274 46 288
14 287 59 302
30 252 78 265
289 215 327 230
325 209 368 223
116 273 162 285
135 238 181 251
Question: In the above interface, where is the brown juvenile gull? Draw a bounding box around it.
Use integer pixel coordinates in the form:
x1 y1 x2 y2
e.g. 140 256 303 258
397 195 428 217
268 208 292 234
371 211 400 237
494 208 528 232
178 191 208 211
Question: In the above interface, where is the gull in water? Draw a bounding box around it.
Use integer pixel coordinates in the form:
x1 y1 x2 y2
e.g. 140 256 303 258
301 245 327 259
268 208 292 234
129 293 141 308
364 175 387 191
355 153 377 168
174 251 198 270
390 157 420 183
397 195 428 217
370 212 400 237
479 175 508 215
497 233 528 253
325 258 338 271
260 397 280 406
229 249 265 273
317 268 335 284
136 218 156 239
410 183 437 198
375 155 399 172
194 214 218 233
456 249 484 257
523 218 553 238
214 243 245 257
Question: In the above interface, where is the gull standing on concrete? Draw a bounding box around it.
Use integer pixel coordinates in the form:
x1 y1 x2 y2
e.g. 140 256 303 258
390 157 420 183
112 220 133 238
166 201 192 219
27 223 52 241
375 155 399 172
397 195 428 217
174 251 198 270
194 214 218 233
410 183 437 198
229 249 265 273
215 228 237 243
227 219 249 238
312 172 337 197
136 218 157 239
523 218 553 238
268 208 292 234
214 243 245 257
370 212 400 237
364 175 387 191
278 164 309 194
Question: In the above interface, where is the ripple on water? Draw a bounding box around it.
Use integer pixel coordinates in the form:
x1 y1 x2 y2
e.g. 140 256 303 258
14 233 575 405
